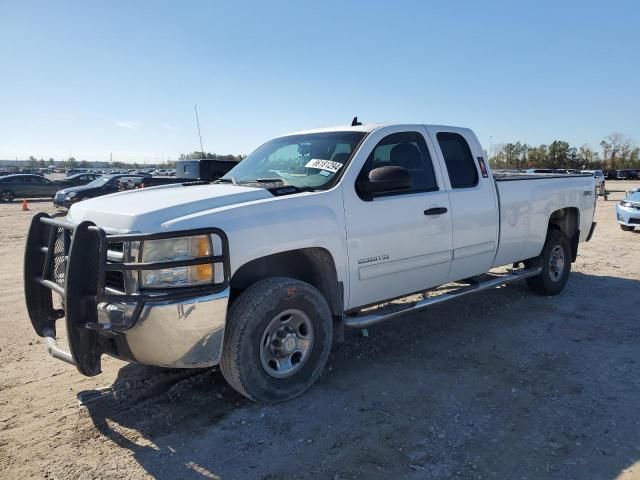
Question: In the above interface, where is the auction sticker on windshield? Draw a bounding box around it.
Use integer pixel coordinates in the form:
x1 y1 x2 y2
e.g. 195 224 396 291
305 159 343 173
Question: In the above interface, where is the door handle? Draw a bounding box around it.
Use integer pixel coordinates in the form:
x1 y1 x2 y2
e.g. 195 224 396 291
424 207 448 215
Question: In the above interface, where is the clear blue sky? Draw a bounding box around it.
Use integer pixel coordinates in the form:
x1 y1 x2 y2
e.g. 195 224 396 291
1 0 638 162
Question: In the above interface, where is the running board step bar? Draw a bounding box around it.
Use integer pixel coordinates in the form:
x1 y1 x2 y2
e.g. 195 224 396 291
344 267 542 329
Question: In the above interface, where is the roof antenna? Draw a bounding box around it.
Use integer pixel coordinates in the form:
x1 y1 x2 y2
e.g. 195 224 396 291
194 104 205 159
351 116 362 127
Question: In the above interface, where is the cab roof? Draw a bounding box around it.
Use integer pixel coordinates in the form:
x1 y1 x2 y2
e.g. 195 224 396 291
280 122 471 137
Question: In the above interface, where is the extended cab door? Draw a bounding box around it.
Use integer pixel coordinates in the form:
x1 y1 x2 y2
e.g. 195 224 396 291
343 127 453 309
425 127 499 281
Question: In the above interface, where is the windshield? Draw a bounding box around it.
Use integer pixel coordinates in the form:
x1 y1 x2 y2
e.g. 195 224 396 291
626 191 640 202
222 131 366 190
86 175 114 187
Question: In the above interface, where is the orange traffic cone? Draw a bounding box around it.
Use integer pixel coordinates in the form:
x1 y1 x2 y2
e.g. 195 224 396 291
22 199 29 211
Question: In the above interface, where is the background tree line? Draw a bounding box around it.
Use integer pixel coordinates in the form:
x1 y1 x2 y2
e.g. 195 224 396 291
20 151 245 170
489 133 639 170
22 135 639 172
179 151 245 162
25 156 96 169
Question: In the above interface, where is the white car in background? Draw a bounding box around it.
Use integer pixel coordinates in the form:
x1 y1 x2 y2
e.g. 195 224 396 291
617 189 640 231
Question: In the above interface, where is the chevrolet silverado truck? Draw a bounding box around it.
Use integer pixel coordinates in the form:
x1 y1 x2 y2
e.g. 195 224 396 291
24 122 597 402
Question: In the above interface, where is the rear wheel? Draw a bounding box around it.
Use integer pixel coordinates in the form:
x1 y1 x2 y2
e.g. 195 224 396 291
620 224 635 231
524 229 572 296
0 189 15 203
220 277 333 403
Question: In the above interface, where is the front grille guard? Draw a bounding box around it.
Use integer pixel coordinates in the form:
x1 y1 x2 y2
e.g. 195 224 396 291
24 212 230 375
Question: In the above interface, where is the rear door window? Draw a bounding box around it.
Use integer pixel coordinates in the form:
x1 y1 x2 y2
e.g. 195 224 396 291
436 132 478 189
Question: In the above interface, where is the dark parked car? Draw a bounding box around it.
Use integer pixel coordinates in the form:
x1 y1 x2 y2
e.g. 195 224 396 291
175 158 238 181
53 174 135 207
65 168 88 176
624 169 639 180
63 172 102 186
53 173 184 208
0 174 69 202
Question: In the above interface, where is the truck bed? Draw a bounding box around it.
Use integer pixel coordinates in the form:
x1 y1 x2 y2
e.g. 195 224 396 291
491 172 595 268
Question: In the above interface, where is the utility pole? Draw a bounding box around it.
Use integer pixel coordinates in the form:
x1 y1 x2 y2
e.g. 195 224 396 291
194 104 205 159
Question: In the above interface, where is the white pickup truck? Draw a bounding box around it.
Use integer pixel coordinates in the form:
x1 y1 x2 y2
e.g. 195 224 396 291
24 122 597 402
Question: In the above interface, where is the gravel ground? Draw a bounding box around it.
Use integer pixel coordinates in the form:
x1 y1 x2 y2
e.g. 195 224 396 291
1 182 639 480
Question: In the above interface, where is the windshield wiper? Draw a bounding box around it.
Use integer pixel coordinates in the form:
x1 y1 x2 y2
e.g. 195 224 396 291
252 178 284 183
269 184 316 195
214 177 238 185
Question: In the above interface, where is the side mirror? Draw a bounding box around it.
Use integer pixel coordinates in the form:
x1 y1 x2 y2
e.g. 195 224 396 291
358 166 411 197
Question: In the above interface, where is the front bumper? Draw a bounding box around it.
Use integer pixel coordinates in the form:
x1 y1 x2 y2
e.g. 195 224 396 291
53 193 71 208
53 196 83 208
104 289 229 368
616 204 640 226
53 199 71 208
24 213 230 375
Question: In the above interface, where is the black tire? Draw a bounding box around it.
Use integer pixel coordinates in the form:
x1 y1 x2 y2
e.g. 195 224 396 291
524 229 572 296
620 225 635 232
220 277 333 403
0 189 15 203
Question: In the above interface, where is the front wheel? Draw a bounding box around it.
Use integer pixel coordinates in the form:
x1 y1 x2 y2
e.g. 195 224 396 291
524 229 572 296
0 189 15 203
220 277 333 403
620 224 635 232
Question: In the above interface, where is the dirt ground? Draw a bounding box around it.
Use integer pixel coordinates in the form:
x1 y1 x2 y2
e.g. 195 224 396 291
1 182 639 480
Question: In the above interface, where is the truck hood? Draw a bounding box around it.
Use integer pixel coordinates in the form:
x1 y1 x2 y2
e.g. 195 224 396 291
67 183 272 232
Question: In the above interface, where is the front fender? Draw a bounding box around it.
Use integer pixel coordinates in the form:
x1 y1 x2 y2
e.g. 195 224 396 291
162 188 349 298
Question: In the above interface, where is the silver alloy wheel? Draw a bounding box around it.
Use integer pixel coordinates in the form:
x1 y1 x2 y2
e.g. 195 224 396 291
1 191 14 202
548 244 565 282
259 309 314 379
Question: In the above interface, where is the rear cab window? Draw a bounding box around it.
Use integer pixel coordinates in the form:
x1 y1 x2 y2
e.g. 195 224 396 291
436 132 479 189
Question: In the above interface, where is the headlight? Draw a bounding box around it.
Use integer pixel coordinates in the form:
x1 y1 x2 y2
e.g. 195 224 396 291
139 235 214 289
66 192 77 199
619 201 632 207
